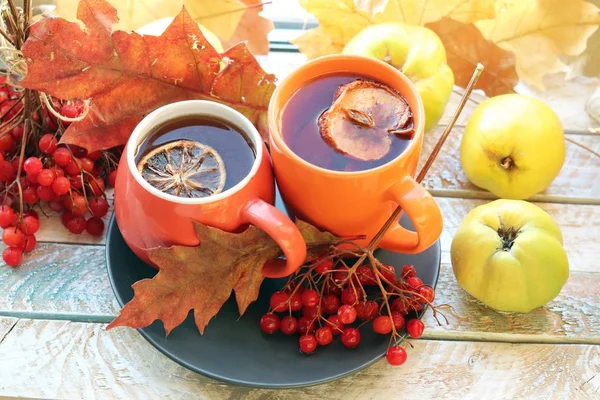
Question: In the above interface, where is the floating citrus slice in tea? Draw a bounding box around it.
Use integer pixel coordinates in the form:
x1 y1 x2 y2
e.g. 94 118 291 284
137 139 226 198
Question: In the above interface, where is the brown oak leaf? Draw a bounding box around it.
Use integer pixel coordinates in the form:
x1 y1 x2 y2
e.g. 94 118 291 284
107 219 339 335
427 18 518 97
20 0 275 153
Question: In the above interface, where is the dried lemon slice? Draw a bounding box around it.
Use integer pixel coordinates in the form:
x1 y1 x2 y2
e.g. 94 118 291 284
137 140 226 198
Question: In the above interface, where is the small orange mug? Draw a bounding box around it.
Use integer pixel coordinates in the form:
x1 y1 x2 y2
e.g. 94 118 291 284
114 100 307 278
269 55 443 253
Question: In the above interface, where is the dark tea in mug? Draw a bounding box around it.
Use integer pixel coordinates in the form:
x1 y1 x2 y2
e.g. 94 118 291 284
280 73 414 172
135 116 256 198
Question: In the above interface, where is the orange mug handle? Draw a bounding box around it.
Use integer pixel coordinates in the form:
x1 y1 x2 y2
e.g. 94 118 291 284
240 198 307 278
380 175 443 254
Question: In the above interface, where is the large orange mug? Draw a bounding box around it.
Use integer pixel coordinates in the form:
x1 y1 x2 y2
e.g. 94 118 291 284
269 55 443 253
114 100 307 278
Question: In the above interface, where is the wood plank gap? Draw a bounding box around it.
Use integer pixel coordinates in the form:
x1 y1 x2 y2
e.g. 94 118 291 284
422 330 600 345
434 124 596 137
33 239 106 247
0 318 18 345
0 311 113 324
429 189 600 205
5 312 598 346
561 128 598 136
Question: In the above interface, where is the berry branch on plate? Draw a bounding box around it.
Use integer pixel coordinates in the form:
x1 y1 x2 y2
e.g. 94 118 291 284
260 64 484 366
261 250 446 366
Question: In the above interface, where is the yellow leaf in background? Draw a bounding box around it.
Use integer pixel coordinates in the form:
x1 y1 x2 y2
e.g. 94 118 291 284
429 0 495 23
293 0 497 59
189 0 248 40
301 0 373 41
55 0 179 30
475 0 600 89
565 0 600 78
55 0 247 40
354 0 387 19
290 0 373 59
222 1 274 55
291 26 347 59
135 17 225 52
567 30 600 78
359 0 495 25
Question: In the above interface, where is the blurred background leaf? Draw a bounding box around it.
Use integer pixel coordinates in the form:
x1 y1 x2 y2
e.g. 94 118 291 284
54 0 273 54
293 0 600 93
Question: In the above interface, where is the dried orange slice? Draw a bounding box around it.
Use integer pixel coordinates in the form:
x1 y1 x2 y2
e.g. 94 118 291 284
137 140 226 198
318 80 414 161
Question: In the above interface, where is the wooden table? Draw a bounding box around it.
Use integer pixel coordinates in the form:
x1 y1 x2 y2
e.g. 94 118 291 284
0 52 599 399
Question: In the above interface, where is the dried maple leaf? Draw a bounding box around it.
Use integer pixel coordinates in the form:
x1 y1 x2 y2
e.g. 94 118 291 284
221 0 274 55
107 219 339 335
107 222 279 335
20 0 275 152
318 80 413 161
475 0 600 89
427 18 518 96
292 0 495 59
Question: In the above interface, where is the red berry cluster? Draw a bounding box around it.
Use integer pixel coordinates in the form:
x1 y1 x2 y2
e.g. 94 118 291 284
0 77 120 266
259 258 436 366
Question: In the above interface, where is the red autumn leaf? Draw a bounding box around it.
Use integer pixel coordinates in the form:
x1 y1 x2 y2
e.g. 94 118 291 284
107 219 339 335
20 0 276 153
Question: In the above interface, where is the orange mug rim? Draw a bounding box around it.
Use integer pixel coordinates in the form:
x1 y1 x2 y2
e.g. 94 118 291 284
125 100 265 205
268 54 426 177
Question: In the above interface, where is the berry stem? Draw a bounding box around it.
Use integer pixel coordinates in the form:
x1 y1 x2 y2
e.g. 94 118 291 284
368 253 399 340
14 90 31 217
0 96 24 130
565 137 600 159
5 0 23 48
0 27 15 47
15 92 30 179
39 92 90 123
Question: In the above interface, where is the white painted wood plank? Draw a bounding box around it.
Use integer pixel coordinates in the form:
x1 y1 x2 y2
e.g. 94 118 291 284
421 128 600 204
32 194 600 273
437 199 600 270
0 318 598 399
423 267 600 344
0 243 116 319
0 316 18 343
0 242 598 343
33 190 113 245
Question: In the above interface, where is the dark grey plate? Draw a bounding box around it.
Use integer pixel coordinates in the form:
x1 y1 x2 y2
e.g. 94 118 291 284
106 194 441 389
